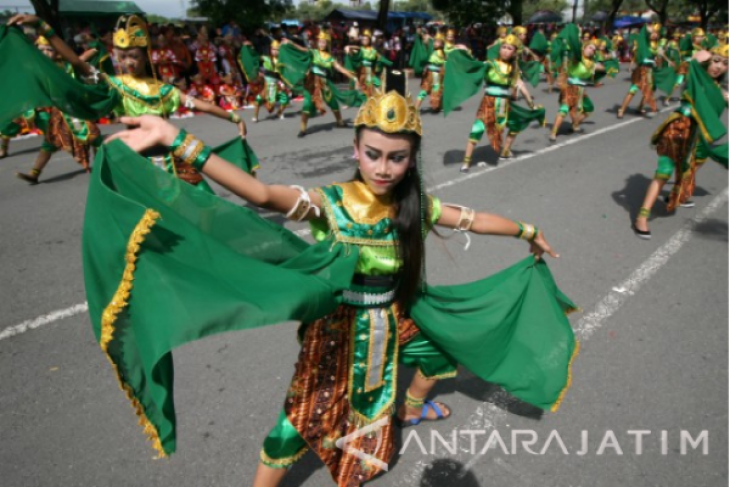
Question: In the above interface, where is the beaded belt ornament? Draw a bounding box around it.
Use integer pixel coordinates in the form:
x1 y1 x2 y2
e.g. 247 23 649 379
342 289 396 307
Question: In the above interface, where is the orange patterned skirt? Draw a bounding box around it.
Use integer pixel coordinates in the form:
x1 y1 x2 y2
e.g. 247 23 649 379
44 108 100 170
283 305 419 486
654 114 696 211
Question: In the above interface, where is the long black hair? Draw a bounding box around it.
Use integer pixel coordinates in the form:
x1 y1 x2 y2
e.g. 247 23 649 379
352 128 425 308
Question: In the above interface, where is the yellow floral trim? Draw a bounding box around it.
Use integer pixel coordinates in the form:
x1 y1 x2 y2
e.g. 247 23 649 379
260 445 308 468
417 368 458 381
550 340 580 413
99 209 164 456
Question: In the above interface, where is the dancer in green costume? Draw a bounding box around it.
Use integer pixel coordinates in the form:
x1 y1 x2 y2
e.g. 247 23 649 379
345 28 393 98
80 70 577 486
14 35 102 184
617 23 663 118
279 30 362 138
6 14 250 189
240 39 290 122
633 48 729 239
442 34 545 172
549 24 606 142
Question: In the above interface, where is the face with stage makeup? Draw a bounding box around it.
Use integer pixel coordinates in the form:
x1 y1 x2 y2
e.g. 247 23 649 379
115 47 147 77
500 43 517 61
707 54 728 79
354 128 417 197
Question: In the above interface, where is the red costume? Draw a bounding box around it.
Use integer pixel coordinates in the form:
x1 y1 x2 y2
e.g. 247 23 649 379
195 42 218 83
150 47 181 81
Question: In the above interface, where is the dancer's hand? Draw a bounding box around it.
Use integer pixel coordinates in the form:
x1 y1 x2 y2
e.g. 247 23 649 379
106 115 180 152
529 231 559 260
693 50 712 63
237 120 247 139
8 14 39 26
79 48 98 62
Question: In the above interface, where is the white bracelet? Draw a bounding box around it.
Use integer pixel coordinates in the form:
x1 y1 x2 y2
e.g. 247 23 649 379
184 95 196 110
443 203 475 250
285 185 320 222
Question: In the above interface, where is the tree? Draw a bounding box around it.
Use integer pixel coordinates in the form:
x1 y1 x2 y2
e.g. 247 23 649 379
377 1 389 30
687 0 726 29
523 0 569 21
645 0 669 24
432 0 506 26
192 0 292 33
507 0 523 26
29 0 60 30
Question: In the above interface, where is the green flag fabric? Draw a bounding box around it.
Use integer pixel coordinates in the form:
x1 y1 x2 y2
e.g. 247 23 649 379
683 59 728 144
654 65 678 96
212 137 260 174
238 44 260 83
519 59 542 87
507 103 546 133
529 31 549 55
0 25 119 128
408 34 433 73
277 43 312 93
443 49 486 116
84 140 578 457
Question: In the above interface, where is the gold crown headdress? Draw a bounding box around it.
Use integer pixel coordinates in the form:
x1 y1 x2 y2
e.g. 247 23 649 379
35 35 51 47
496 26 507 36
362 28 372 38
270 40 281 50
672 30 682 38
434 31 445 41
354 71 422 137
113 15 149 49
512 26 527 36
317 31 331 42
691 27 705 38
711 44 729 58
650 22 662 34
503 34 522 49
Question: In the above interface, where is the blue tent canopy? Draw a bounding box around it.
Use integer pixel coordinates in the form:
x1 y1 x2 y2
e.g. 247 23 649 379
325 9 432 22
613 16 649 29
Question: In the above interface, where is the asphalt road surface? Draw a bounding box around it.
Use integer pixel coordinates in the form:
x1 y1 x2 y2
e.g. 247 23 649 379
0 71 727 487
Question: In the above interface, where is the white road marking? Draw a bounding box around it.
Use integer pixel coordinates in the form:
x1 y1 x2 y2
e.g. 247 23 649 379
0 302 88 342
575 188 729 340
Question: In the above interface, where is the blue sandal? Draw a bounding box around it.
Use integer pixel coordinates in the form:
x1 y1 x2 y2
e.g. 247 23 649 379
396 400 450 428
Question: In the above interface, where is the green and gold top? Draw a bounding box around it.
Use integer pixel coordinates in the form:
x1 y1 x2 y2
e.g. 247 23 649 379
104 74 181 118
261 55 280 77
360 46 380 67
484 59 515 87
310 49 335 78
427 49 446 70
310 180 441 276
567 57 595 85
